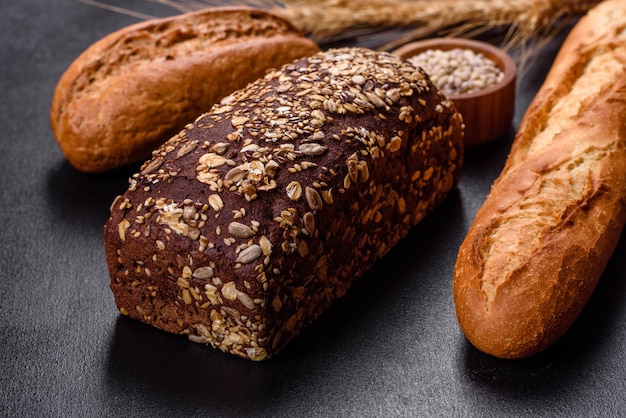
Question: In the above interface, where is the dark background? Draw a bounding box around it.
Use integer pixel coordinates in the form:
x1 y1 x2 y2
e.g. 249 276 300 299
1 1 625 416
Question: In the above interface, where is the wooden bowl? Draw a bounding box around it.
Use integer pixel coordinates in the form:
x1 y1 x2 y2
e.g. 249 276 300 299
392 38 516 148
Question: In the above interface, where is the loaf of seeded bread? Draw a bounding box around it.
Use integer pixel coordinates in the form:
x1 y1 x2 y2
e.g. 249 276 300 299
104 47 464 360
50 7 320 173
453 0 626 359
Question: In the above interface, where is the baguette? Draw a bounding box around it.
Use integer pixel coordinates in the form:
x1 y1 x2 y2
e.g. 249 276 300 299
50 7 320 173
104 47 464 360
453 0 626 359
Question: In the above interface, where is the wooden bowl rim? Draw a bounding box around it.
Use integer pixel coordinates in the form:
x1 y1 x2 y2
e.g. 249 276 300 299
392 38 516 100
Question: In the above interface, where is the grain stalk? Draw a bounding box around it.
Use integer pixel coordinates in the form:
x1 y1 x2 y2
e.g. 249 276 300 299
77 0 602 73
147 0 598 48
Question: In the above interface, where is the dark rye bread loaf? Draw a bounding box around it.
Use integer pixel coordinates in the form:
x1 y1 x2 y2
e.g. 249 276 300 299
104 47 464 360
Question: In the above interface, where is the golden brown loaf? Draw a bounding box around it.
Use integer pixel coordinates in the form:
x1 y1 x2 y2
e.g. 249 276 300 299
104 48 464 360
453 0 626 359
50 7 320 173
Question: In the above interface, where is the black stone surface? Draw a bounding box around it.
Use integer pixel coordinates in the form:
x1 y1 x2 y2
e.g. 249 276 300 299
1 1 625 417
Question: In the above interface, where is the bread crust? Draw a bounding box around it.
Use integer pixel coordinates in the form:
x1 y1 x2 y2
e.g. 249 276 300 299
104 48 464 360
453 0 626 358
50 7 320 173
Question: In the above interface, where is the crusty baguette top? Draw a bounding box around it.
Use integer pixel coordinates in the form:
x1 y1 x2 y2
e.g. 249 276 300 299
503 0 626 173
454 0 626 358
484 0 626 286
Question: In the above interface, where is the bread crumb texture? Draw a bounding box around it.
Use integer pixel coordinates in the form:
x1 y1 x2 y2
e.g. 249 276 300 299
104 47 463 360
